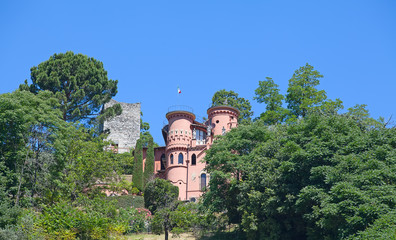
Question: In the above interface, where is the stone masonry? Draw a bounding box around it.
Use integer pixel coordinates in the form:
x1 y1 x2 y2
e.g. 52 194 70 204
102 99 141 153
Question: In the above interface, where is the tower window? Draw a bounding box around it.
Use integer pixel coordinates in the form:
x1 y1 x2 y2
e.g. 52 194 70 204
201 173 207 191
191 154 196 166
160 154 166 170
178 153 183 164
170 154 174 164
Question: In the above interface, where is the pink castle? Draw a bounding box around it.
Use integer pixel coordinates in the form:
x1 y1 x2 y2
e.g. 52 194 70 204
145 105 240 201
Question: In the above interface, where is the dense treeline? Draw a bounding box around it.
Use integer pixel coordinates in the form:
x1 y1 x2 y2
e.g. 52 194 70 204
204 64 396 239
203 113 396 239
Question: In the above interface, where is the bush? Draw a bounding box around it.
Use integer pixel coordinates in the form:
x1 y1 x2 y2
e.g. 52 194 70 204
118 207 152 233
0 202 21 228
106 195 144 209
0 208 42 240
37 197 126 239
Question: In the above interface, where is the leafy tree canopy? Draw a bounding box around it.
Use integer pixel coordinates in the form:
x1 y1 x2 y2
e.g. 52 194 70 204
0 90 62 170
0 90 127 207
203 112 396 240
0 90 66 206
255 64 344 123
211 89 253 124
254 77 289 124
285 63 344 118
19 51 121 123
144 178 179 213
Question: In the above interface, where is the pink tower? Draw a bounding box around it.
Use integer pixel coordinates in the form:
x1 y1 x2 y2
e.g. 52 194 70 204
207 105 239 146
165 107 195 200
156 105 239 201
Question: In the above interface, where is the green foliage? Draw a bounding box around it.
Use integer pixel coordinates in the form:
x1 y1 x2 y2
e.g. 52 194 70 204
48 126 122 203
118 207 152 233
168 203 200 235
203 113 396 239
346 210 396 240
144 178 179 240
151 202 202 240
0 90 66 206
133 138 144 191
0 208 42 240
254 64 344 124
144 135 155 188
107 195 145 209
285 63 328 118
19 51 120 123
254 77 289 124
0 203 21 229
0 90 62 170
144 178 179 213
346 104 383 128
139 112 159 148
211 89 253 124
111 152 134 175
37 197 126 239
1 90 128 207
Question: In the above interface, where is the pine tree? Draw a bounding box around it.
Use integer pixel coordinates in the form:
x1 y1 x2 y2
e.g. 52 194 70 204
144 135 155 188
19 51 121 123
132 138 143 191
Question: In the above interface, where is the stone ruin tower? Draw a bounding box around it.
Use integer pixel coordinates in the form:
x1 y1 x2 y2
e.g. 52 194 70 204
101 99 141 153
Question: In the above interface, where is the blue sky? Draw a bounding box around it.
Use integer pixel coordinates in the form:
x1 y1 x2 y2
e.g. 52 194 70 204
1 1 395 145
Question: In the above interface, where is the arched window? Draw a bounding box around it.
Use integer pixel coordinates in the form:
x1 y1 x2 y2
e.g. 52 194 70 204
178 153 183 164
201 173 207 191
170 154 174 164
191 154 196 166
160 154 166 170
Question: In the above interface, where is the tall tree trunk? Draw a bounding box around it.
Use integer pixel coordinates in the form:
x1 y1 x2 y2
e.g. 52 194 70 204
164 213 169 240
164 229 168 240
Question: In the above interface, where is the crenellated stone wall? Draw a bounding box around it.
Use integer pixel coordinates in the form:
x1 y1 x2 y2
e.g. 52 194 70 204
102 99 141 153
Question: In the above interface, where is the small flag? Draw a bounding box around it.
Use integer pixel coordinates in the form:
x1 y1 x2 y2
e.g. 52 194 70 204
177 86 181 94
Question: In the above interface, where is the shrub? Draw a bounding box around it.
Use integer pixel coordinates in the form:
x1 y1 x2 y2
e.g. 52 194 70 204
118 207 152 233
37 197 126 239
106 195 144 209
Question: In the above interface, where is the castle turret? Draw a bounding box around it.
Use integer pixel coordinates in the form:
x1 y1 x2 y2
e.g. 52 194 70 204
207 105 239 139
165 107 195 200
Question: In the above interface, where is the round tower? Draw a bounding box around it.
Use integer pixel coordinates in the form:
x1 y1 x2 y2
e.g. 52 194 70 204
165 108 195 200
207 105 239 137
